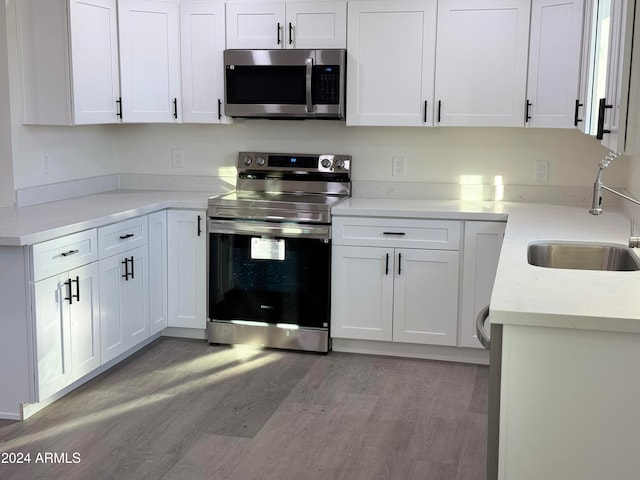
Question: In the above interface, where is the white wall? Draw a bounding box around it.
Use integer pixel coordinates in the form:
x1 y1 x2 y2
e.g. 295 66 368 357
0 0 14 207
114 121 623 188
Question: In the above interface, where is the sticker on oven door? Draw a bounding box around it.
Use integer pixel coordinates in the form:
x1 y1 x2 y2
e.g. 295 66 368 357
251 238 285 261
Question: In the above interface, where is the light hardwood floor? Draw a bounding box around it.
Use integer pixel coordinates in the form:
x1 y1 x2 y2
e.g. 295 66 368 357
0 338 488 480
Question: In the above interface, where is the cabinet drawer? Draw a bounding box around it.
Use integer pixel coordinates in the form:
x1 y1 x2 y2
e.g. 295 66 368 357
32 229 98 281
98 216 148 259
333 217 460 250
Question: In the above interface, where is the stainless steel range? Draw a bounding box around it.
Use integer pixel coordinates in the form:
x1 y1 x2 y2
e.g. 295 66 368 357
207 152 352 353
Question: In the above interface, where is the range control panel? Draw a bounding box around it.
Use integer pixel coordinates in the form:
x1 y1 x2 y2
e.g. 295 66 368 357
237 152 351 173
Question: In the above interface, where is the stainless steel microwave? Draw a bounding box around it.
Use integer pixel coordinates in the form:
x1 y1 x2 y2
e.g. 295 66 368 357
223 49 346 120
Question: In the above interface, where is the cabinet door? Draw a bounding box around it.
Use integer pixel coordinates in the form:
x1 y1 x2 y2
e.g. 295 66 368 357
459 221 505 349
285 1 346 48
167 210 207 329
392 249 460 346
34 273 72 401
226 2 286 49
180 1 228 123
346 0 437 126
69 0 121 124
99 254 129 362
68 262 101 380
576 0 596 133
99 245 149 362
598 0 634 152
148 211 168 335
18 0 119 125
526 0 584 128
124 246 150 346
435 0 531 127
118 0 181 122
331 246 394 341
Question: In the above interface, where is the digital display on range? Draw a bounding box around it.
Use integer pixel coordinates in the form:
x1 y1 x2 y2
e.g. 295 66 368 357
268 155 319 168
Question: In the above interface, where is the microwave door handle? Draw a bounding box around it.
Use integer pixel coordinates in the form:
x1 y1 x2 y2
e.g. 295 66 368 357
305 57 314 113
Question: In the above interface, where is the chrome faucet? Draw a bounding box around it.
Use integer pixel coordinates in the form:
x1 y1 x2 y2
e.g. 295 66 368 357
589 152 640 214
589 152 640 247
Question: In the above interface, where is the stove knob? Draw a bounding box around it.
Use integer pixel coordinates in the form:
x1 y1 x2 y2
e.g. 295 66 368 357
334 158 345 169
321 158 332 168
243 155 253 166
256 155 266 166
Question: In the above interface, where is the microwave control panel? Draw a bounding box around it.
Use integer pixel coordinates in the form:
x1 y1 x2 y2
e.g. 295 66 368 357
313 66 340 104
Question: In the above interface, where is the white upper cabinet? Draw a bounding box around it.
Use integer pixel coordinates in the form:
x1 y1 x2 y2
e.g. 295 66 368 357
434 0 531 127
18 0 121 125
226 1 285 48
285 1 347 48
180 1 229 123
589 0 635 152
525 0 585 128
346 0 437 126
226 1 346 49
118 0 182 123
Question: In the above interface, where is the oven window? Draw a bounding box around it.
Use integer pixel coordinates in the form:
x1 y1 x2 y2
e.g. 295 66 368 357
209 233 330 329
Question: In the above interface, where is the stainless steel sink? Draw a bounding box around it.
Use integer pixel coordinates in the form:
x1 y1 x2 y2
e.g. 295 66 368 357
527 242 640 271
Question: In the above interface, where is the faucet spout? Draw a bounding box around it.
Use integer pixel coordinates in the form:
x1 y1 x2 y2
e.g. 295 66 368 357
589 152 626 215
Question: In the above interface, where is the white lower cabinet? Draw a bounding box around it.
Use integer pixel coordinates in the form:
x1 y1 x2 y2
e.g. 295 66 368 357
167 210 207 329
392 248 460 345
99 245 149 363
331 246 394 341
331 216 461 346
34 262 101 401
459 221 506 348
3 209 187 419
332 246 459 346
148 210 168 335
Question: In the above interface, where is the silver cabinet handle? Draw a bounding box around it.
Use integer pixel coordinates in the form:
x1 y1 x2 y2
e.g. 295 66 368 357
475 305 491 350
60 249 79 257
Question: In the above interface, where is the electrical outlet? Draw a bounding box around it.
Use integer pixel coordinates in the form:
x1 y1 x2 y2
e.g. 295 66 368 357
172 149 184 168
534 160 549 182
392 156 406 177
42 152 51 173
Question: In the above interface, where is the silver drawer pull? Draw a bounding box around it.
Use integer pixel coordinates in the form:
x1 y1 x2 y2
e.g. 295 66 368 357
382 231 406 236
60 249 79 257
119 233 135 240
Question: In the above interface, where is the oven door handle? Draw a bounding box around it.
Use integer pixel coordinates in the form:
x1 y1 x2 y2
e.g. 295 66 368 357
305 57 314 113
208 218 330 240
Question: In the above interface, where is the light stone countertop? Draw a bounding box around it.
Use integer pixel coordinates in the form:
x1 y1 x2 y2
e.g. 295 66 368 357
333 198 640 334
3 192 638 334
0 190 211 246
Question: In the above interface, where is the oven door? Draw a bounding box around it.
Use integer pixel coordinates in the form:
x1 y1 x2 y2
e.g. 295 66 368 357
208 220 331 330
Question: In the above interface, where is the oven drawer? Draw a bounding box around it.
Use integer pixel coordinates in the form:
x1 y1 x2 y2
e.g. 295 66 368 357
98 216 148 259
332 217 461 250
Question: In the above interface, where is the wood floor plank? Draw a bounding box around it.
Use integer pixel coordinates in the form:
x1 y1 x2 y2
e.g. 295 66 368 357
0 338 488 480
